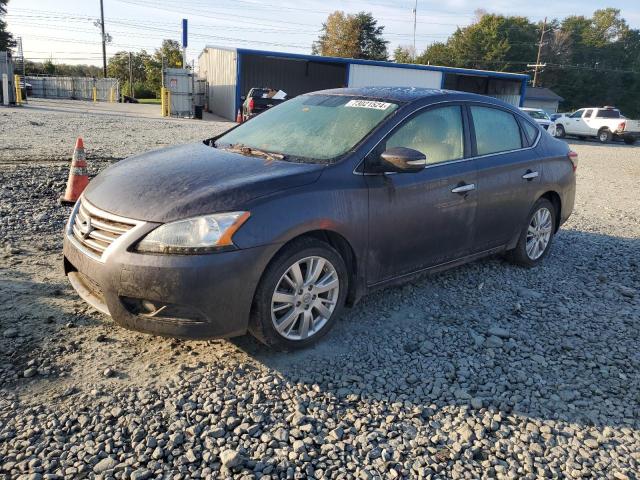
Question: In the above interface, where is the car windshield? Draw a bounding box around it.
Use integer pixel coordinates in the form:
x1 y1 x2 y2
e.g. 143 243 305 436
527 110 550 120
215 94 399 162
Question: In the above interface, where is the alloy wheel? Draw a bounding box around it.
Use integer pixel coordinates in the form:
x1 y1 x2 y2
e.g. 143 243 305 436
526 207 553 260
271 256 340 341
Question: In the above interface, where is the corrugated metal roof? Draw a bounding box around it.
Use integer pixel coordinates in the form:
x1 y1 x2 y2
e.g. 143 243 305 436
201 46 529 82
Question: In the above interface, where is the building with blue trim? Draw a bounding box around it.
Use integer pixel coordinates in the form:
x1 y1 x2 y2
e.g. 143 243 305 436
198 46 529 121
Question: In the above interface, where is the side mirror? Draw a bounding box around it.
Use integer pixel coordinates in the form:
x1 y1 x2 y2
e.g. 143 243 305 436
240 95 246 101
379 147 427 173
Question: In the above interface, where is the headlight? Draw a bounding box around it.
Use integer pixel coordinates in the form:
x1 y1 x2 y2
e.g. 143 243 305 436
135 212 250 254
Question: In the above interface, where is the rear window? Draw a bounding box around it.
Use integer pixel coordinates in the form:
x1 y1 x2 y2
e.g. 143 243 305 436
526 110 549 120
596 109 621 118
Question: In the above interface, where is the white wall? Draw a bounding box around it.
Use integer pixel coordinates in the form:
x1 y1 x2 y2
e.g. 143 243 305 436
348 64 442 89
198 48 237 121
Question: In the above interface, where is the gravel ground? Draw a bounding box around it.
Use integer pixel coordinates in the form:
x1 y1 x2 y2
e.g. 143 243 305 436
1 103 639 479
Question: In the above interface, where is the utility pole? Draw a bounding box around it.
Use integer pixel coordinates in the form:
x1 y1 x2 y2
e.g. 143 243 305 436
100 0 107 78
531 17 547 87
128 51 134 98
412 0 417 61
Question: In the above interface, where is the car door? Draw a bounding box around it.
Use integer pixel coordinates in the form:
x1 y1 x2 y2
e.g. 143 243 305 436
365 104 478 284
565 109 586 134
470 105 542 251
580 109 595 135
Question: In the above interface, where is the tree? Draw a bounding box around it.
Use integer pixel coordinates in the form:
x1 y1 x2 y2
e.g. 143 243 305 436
0 0 16 51
418 14 538 72
393 45 415 64
144 39 183 94
312 11 388 60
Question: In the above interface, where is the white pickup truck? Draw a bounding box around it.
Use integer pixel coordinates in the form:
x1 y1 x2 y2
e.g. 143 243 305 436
554 107 639 144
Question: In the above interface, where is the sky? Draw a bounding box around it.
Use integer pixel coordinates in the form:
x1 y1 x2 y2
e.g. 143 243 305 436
5 0 640 69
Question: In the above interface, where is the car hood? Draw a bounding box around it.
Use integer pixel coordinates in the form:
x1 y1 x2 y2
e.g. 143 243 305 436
84 142 325 223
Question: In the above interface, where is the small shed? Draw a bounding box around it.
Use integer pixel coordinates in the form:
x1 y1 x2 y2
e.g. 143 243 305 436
523 87 564 113
198 46 529 121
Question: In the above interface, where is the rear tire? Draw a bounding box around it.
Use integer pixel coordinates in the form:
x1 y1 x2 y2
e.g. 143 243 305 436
555 124 566 138
598 128 612 143
507 198 556 268
249 238 348 350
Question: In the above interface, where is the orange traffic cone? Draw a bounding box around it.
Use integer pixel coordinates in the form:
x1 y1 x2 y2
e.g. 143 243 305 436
59 137 89 206
236 108 243 123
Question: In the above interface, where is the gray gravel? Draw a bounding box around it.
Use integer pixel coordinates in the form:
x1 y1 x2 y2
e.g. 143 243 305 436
1 103 639 479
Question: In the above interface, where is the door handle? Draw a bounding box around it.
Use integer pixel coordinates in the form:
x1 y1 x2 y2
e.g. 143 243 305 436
522 171 539 180
451 183 476 194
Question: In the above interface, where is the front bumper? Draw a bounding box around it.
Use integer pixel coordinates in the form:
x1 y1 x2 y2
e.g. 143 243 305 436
63 208 279 339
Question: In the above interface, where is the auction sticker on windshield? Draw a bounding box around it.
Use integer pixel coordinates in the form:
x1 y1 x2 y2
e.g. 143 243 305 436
345 99 393 110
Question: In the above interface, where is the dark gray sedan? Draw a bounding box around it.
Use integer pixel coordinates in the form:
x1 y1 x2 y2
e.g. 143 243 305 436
63 87 577 349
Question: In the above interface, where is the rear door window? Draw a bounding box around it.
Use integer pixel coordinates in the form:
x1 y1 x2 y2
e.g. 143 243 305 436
595 109 621 118
584 109 593 118
470 106 522 156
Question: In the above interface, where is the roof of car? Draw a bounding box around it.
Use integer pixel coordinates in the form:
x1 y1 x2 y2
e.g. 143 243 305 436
312 86 501 104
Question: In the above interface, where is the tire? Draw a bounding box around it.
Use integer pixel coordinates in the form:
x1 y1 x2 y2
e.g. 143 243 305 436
249 238 348 350
555 124 566 138
506 198 556 268
598 128 612 143
624 137 636 145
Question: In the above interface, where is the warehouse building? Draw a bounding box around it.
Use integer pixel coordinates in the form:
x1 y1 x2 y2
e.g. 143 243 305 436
198 46 529 121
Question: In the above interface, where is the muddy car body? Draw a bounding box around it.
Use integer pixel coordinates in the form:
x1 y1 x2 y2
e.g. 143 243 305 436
63 87 576 348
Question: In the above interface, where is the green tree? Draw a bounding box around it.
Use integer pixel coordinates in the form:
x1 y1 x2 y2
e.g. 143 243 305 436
0 0 16 51
144 39 183 95
312 11 388 60
393 45 415 63
418 13 538 72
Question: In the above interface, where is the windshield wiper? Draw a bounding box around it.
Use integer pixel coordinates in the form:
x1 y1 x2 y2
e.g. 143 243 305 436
221 143 285 161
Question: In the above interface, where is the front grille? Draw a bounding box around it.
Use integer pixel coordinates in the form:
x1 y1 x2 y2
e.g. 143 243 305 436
70 199 137 260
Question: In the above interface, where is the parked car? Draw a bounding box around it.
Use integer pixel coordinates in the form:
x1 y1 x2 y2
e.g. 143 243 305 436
241 87 286 121
121 95 139 104
63 87 576 349
554 106 639 144
520 107 554 133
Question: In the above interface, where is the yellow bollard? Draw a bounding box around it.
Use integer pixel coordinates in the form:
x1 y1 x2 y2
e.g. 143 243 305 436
92 86 97 103
160 87 166 116
14 75 23 105
109 87 115 103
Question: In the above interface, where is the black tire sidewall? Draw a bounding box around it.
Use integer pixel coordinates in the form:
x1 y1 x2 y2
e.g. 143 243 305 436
250 239 348 350
598 128 612 143
556 125 565 138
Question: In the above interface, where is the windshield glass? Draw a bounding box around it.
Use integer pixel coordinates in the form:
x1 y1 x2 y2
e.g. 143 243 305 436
527 110 550 120
216 94 399 162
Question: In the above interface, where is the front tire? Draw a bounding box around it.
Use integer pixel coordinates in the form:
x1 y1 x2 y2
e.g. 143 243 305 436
598 128 612 143
555 124 566 138
507 198 556 268
249 238 348 350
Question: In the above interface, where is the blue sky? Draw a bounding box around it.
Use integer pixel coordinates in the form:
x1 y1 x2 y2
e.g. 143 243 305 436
6 0 640 67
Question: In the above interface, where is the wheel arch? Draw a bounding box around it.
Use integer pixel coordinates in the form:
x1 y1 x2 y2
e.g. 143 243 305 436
540 191 562 232
257 229 361 307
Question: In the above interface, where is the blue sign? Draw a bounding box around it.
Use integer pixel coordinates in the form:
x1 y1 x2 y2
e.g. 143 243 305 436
182 19 188 48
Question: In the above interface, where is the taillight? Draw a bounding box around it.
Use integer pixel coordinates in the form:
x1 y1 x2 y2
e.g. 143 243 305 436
567 150 578 171
618 121 626 131
248 97 255 112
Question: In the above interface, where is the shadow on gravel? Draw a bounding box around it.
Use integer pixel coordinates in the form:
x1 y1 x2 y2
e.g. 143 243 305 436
232 229 640 430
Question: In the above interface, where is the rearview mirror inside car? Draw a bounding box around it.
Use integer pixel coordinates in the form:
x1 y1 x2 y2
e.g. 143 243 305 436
379 147 427 173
